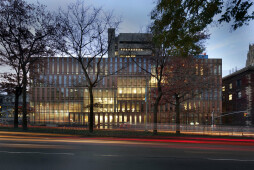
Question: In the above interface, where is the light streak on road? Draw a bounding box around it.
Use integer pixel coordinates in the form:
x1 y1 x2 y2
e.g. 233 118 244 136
207 158 254 162
0 150 74 156
0 131 254 152
0 131 74 137
1 133 254 147
0 143 73 149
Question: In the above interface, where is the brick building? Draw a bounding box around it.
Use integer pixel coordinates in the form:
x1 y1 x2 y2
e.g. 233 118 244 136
222 66 254 126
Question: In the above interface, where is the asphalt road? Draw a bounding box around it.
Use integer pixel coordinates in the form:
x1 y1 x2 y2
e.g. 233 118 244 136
0 131 254 170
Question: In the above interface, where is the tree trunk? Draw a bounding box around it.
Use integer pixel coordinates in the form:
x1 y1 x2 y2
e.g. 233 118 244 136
175 95 180 134
153 100 158 135
14 86 21 128
22 69 27 131
88 86 94 133
153 83 162 135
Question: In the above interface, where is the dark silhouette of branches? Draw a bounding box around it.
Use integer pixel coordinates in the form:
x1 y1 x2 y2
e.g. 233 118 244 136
54 0 121 132
0 0 57 130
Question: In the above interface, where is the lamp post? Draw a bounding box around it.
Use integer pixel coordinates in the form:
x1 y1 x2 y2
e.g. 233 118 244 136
211 107 214 130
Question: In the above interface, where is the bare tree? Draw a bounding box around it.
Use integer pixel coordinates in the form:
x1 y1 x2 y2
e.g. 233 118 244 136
0 0 57 130
135 0 222 135
0 43 23 128
156 56 213 134
139 0 252 135
55 1 120 132
0 72 22 128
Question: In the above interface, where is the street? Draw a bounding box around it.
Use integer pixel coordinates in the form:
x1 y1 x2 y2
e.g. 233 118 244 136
0 131 254 170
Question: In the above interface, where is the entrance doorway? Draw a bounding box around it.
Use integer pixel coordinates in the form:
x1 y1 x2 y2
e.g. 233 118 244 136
69 112 88 126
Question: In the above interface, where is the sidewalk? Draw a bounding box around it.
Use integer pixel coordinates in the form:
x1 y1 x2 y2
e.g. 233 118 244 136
1 124 254 138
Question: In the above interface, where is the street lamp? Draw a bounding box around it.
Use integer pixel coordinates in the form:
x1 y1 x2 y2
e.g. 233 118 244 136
145 76 148 132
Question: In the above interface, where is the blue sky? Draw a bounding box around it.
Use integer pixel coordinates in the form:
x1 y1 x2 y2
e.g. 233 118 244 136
12 0 254 76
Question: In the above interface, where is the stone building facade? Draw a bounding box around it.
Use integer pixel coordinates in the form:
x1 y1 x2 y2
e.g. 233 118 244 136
246 44 254 67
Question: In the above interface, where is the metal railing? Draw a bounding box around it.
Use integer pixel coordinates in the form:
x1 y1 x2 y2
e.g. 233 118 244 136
1 122 254 137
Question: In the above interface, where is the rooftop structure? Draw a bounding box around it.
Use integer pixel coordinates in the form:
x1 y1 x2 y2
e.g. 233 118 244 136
246 44 254 67
108 28 153 58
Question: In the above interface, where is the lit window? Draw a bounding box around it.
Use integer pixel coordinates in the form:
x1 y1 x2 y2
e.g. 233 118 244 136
229 83 232 89
184 103 187 110
229 94 232 100
132 108 135 112
222 86 225 91
195 64 198 75
200 67 203 75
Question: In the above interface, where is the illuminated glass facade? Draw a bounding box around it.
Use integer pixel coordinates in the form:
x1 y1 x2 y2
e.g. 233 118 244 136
29 30 222 126
30 56 222 126
30 57 153 126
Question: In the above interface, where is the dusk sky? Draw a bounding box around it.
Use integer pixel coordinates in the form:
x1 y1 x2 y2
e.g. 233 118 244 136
12 0 254 76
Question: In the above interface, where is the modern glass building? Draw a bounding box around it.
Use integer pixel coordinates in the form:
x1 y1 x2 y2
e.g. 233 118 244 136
29 30 222 127
30 57 153 126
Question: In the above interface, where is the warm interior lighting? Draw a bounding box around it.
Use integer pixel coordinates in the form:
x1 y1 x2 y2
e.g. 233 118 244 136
229 94 232 100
